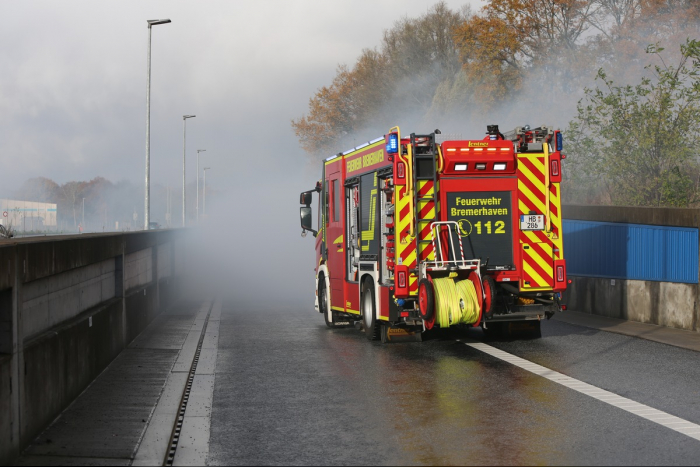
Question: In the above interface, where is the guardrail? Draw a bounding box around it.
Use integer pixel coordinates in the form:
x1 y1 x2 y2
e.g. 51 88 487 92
0 230 187 464
563 205 700 333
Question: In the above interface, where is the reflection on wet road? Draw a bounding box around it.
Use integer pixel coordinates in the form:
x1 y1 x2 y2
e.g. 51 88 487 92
208 301 700 465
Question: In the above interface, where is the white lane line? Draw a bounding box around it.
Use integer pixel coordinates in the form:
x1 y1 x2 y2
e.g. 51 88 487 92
464 341 700 442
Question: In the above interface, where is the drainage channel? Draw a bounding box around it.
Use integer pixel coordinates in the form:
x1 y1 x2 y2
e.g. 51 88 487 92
163 305 212 466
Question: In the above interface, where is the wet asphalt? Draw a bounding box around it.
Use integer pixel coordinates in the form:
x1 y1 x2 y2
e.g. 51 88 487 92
207 301 700 465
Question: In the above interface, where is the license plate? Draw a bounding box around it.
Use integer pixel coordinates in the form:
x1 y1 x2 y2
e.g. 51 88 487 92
520 214 544 231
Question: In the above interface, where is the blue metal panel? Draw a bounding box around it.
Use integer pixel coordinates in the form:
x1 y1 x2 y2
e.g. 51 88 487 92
563 220 699 284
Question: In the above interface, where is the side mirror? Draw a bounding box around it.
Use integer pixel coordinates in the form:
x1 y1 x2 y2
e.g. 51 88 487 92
300 206 317 237
300 192 313 206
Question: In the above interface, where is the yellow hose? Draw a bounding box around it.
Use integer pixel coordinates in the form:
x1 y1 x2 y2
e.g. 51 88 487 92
433 278 459 327
455 279 479 325
432 277 480 327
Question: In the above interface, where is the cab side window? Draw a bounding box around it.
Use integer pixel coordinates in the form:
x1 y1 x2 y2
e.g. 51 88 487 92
324 179 329 226
332 179 339 222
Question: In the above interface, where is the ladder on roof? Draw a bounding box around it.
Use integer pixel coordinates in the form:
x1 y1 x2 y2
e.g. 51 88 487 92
411 133 439 265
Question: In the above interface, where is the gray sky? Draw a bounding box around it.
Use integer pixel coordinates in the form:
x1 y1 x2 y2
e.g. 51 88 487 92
0 0 484 193
1 0 486 300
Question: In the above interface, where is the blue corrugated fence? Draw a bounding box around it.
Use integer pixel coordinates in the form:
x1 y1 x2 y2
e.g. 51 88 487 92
562 220 699 284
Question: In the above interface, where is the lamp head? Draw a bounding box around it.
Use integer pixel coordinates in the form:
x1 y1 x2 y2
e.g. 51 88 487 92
183 115 196 120
148 19 172 26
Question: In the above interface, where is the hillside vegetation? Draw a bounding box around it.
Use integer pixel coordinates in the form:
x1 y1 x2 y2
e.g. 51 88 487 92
293 0 700 207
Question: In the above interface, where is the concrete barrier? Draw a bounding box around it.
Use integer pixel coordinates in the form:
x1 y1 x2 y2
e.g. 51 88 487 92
0 230 186 464
563 205 700 333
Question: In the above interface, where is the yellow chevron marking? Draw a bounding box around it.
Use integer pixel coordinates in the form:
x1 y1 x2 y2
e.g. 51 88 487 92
519 159 546 189
519 154 545 171
333 235 343 244
409 276 418 295
519 181 547 213
523 262 549 287
404 250 417 267
518 199 530 215
525 247 553 276
522 230 542 244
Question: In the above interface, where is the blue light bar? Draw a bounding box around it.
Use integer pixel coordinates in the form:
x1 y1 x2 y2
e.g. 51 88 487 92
386 133 399 154
556 132 563 151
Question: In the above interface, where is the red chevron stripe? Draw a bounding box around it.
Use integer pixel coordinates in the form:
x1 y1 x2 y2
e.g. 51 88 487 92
420 222 432 237
519 157 546 184
419 202 435 219
400 203 410 221
518 171 546 206
530 242 552 263
526 244 552 278
420 244 434 261
549 202 558 217
524 254 552 287
418 181 433 197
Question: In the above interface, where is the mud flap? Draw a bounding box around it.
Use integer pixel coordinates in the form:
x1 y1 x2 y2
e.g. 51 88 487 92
380 324 423 343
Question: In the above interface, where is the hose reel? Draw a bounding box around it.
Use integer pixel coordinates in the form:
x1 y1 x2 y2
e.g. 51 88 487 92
420 273 482 328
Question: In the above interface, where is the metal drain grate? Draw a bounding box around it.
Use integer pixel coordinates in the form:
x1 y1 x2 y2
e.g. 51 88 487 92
164 306 211 466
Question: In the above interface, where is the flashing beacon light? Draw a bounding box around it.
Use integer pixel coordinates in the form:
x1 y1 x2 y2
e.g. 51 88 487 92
556 132 563 152
386 133 399 154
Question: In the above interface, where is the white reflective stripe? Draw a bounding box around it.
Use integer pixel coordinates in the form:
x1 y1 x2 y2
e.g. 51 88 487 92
463 340 700 442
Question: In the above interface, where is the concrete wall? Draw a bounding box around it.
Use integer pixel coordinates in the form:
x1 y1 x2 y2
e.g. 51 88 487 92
563 205 700 332
0 230 186 465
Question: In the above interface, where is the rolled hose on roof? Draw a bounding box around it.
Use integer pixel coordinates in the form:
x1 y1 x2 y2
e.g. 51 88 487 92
432 276 480 327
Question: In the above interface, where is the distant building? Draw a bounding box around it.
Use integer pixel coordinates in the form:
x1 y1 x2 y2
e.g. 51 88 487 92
0 199 57 230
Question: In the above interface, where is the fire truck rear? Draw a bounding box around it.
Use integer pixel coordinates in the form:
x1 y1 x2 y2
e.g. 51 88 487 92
299 125 568 342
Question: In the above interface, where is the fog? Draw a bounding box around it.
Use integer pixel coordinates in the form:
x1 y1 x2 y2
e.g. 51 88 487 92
5 1 694 307
0 1 487 307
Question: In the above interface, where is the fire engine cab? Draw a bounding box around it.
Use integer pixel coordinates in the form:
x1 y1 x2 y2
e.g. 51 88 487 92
299 125 568 342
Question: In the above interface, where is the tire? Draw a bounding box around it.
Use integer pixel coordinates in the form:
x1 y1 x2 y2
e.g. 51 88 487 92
361 280 380 340
525 320 542 339
482 274 496 320
319 276 333 328
482 322 503 339
418 279 435 321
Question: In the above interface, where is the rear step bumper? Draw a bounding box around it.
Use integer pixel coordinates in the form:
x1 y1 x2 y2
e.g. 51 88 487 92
487 304 559 322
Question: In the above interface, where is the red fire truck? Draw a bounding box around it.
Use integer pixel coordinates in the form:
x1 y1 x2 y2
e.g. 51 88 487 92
299 125 567 342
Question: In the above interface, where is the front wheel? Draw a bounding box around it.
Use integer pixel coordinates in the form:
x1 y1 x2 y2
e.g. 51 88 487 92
319 277 333 328
361 280 380 340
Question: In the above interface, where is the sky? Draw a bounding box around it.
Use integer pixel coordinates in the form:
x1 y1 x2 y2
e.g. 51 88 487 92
0 0 485 302
0 0 485 194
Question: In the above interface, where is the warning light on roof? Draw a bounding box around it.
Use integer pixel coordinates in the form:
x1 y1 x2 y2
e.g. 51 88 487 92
556 132 563 151
386 133 399 154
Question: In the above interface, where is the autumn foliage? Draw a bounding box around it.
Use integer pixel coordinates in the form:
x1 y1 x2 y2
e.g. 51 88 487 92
292 0 700 206
293 0 699 154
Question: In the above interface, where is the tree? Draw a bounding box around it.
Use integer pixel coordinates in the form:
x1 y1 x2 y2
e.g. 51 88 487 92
564 39 700 206
59 181 86 228
292 2 468 156
14 177 60 203
453 0 601 107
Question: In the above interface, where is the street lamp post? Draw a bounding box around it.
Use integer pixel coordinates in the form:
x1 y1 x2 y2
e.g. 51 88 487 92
203 167 210 217
82 197 85 231
144 18 171 231
196 149 206 223
182 115 196 226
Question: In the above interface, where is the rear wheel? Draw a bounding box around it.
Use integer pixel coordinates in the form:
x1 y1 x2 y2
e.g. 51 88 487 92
418 279 435 330
482 275 496 320
361 280 380 340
